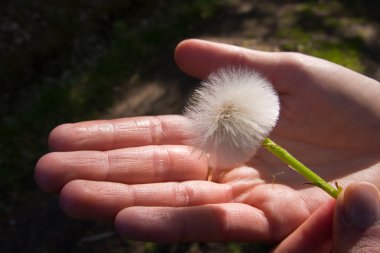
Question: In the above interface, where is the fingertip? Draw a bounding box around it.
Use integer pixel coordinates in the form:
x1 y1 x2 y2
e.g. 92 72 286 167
174 38 197 60
342 182 380 229
59 180 110 220
60 180 127 220
114 208 140 239
34 153 61 193
114 210 126 236
174 38 210 79
333 182 380 252
60 180 86 219
48 123 73 151
173 38 188 66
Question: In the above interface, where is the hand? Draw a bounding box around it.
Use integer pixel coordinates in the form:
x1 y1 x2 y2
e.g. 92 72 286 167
274 182 380 253
35 39 380 243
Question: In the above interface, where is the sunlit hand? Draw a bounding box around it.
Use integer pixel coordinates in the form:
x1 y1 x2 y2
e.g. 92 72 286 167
35 39 380 244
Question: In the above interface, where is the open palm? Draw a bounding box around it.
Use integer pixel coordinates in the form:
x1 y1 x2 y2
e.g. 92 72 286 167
35 39 380 244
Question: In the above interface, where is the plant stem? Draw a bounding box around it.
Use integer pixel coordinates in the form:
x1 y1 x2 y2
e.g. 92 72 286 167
262 138 341 198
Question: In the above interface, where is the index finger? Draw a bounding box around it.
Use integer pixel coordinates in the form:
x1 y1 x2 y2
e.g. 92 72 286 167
175 39 282 79
49 115 190 151
174 39 295 93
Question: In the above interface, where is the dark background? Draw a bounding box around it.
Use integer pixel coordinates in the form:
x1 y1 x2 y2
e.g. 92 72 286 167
1 0 379 252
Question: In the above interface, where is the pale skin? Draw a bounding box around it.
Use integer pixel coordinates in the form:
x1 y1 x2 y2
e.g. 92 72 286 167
35 39 380 250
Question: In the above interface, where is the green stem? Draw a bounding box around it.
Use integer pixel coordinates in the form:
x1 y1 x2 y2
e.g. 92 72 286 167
262 138 341 199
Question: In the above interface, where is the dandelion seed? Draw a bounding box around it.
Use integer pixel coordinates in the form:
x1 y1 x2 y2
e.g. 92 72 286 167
184 67 280 169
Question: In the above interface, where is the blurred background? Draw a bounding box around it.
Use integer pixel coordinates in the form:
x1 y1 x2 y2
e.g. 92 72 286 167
1 0 379 252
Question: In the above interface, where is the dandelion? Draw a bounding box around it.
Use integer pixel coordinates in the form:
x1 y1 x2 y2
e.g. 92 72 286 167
184 66 341 198
184 67 279 169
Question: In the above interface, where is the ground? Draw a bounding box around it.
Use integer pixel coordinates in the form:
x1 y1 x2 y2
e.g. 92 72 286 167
1 0 379 252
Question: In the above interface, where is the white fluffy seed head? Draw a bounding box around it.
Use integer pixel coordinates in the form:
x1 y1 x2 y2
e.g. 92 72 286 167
184 67 280 169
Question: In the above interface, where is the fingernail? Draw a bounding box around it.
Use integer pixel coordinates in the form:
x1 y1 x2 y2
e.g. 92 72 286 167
344 183 380 229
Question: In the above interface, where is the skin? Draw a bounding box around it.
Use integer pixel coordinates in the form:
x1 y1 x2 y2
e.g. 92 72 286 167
35 39 380 249
275 182 380 252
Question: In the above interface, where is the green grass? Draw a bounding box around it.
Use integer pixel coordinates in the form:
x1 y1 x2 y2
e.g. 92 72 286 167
275 1 367 73
278 27 365 72
309 42 365 73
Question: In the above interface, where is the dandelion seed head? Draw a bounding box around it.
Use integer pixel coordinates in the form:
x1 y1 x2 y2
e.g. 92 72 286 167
184 67 280 169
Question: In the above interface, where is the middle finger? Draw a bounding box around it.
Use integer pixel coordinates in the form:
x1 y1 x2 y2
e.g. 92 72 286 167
35 145 208 192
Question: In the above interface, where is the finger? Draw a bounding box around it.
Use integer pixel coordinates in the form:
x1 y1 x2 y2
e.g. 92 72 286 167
273 199 335 253
174 39 291 92
49 115 190 151
60 180 232 220
333 182 380 252
35 145 208 193
115 203 270 242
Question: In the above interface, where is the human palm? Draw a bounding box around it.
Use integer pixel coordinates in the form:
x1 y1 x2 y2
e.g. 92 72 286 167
35 39 380 244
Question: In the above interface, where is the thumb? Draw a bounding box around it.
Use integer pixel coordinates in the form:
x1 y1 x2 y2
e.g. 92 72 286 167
333 182 380 252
